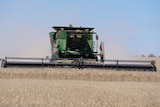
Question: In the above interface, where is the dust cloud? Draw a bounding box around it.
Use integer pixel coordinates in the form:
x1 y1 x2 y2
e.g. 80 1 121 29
100 37 131 60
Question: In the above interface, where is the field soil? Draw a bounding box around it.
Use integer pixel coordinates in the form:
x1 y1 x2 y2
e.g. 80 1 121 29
0 58 160 107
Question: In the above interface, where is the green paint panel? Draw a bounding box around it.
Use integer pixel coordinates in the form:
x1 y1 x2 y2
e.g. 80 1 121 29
66 51 81 55
87 40 93 52
58 40 66 51
58 31 67 39
87 34 93 52
58 31 67 51
87 34 93 40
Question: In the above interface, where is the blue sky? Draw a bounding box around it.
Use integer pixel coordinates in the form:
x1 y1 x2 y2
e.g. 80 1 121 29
0 0 160 59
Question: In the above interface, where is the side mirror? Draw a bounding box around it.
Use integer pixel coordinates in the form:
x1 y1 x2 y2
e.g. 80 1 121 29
96 35 99 40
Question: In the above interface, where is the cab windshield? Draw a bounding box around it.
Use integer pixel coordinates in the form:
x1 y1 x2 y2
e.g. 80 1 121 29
67 34 88 51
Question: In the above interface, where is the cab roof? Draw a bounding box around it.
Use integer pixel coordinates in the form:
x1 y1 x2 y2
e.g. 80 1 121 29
52 26 94 31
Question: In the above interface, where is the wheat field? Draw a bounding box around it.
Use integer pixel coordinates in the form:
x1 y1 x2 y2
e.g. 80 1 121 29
0 58 160 107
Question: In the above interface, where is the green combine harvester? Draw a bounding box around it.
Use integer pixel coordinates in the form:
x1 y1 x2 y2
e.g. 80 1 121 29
0 25 157 71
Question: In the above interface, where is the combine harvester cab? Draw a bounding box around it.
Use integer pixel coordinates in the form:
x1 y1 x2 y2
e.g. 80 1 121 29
1 25 157 71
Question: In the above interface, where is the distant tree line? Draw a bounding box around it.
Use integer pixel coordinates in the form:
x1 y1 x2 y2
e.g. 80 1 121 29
141 54 159 57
